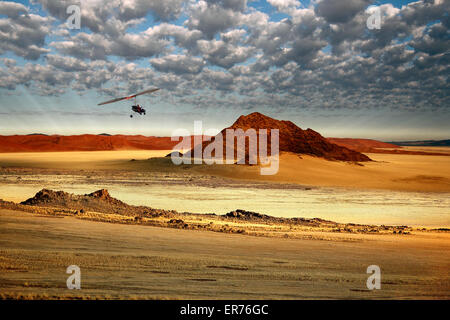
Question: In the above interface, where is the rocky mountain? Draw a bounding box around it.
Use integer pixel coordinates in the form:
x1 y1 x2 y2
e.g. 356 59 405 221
191 112 371 162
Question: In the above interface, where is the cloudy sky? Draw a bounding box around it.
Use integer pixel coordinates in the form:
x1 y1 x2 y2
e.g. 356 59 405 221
0 0 448 140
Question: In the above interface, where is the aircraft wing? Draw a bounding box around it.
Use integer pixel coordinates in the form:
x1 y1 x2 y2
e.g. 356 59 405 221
98 88 160 106
130 88 160 98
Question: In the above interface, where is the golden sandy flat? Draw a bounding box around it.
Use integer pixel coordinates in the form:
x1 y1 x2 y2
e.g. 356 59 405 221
1 209 449 300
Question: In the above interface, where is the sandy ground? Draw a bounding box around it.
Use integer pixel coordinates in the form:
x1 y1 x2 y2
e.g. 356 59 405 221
207 152 450 192
0 150 171 169
0 149 448 299
0 209 449 300
188 149 450 192
0 148 449 192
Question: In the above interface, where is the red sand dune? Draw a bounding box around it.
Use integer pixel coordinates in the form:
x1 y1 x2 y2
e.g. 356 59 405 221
0 134 204 152
327 138 448 156
0 114 371 161
0 117 445 158
327 138 400 153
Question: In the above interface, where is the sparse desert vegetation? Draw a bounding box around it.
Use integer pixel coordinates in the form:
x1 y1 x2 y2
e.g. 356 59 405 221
1 209 449 300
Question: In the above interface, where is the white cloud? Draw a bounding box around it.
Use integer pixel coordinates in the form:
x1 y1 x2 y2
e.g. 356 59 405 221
267 0 300 11
0 0 447 113
150 54 205 74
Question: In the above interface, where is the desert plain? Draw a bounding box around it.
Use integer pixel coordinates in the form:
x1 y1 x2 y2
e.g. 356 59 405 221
0 148 449 299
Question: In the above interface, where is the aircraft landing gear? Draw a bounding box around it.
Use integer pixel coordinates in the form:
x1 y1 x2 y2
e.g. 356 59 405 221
130 114 133 118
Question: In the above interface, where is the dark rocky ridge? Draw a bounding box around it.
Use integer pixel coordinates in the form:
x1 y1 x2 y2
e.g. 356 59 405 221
0 188 420 235
19 188 333 225
17 188 347 230
21 188 175 218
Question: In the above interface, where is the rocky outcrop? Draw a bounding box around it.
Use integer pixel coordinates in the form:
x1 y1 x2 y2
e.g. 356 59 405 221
21 188 174 218
190 112 371 162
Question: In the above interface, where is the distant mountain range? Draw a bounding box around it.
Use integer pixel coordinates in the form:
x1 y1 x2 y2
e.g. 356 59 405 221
0 134 201 152
387 140 450 147
0 113 371 162
1 114 447 158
